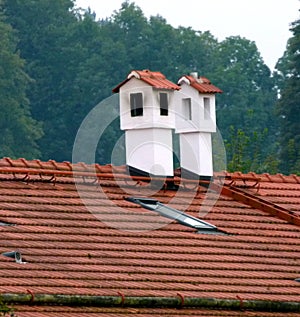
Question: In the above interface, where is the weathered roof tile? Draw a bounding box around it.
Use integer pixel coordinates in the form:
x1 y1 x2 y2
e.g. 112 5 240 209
112 69 180 92
0 158 300 316
178 75 223 93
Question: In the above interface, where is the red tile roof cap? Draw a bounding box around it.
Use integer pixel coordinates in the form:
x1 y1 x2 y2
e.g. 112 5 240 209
112 69 180 92
178 75 223 94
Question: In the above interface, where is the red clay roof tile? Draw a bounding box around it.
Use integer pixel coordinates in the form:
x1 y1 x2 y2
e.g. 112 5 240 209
0 158 300 316
178 75 223 93
112 69 180 92
11 305 300 317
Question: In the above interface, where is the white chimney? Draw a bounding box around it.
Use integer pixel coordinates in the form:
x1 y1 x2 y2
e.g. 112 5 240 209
175 73 222 180
112 70 180 177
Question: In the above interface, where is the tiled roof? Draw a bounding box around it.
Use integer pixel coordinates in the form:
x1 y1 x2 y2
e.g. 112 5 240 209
9 305 300 316
0 158 300 316
112 69 180 92
178 75 223 93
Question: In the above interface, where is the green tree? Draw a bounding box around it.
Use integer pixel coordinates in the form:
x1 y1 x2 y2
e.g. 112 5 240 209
1 0 282 171
215 36 277 134
0 7 42 159
3 0 132 163
174 28 219 77
225 126 250 172
3 0 111 161
110 1 150 70
225 126 279 173
213 36 278 172
3 0 80 160
146 15 178 75
275 18 300 174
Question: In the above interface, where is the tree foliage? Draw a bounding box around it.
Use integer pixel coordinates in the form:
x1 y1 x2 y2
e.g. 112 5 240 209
0 0 298 174
215 36 277 155
0 6 42 159
275 17 300 174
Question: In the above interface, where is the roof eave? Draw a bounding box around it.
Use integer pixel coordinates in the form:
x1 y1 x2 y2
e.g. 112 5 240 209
2 293 300 312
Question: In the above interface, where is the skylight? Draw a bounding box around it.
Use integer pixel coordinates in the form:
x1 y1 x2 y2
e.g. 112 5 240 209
0 221 14 226
126 197 222 234
2 250 26 264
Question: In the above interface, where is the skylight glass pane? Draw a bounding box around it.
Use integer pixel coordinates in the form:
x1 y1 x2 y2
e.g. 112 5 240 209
156 204 179 219
183 216 203 227
0 221 14 226
142 202 159 210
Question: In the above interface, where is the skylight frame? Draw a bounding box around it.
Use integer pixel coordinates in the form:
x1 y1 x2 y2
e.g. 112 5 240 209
126 197 221 233
0 220 14 226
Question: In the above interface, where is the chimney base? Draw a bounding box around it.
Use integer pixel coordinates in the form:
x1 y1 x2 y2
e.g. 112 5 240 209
180 167 212 187
127 166 178 191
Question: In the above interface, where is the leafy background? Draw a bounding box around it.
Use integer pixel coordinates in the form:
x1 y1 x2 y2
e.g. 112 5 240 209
0 0 299 174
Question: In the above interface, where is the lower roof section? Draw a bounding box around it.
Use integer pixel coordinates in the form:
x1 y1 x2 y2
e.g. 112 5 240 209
11 305 300 317
3 294 300 316
0 158 300 316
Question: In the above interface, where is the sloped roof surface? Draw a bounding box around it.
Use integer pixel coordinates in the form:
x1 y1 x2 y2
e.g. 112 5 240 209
0 158 300 316
178 75 223 93
227 172 300 217
112 69 180 92
10 306 300 317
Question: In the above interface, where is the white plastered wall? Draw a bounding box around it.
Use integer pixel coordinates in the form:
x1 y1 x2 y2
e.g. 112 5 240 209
174 81 216 177
119 78 175 177
179 132 213 177
125 128 174 176
174 83 216 133
119 78 175 130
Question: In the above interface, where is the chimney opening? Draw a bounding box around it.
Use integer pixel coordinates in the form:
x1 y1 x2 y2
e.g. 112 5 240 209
182 98 192 121
159 92 169 116
204 97 211 120
130 92 143 117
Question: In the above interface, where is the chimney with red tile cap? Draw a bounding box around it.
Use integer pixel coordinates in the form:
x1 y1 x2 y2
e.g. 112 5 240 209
175 72 222 180
112 70 180 178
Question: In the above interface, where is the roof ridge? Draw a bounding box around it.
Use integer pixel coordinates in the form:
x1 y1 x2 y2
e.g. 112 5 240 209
0 158 299 185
